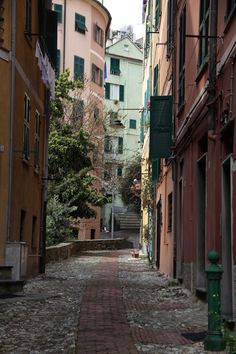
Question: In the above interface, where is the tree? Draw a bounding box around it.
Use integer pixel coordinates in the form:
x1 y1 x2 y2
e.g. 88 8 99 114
47 70 108 245
119 155 141 212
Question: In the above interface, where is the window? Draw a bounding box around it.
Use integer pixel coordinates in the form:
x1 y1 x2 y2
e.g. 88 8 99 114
110 112 118 124
118 137 123 154
104 136 112 153
117 165 123 176
226 0 236 18
95 25 104 47
167 0 173 57
54 4 63 23
94 106 100 120
155 0 161 30
198 0 210 68
153 64 159 95
179 6 186 107
56 49 60 78
92 64 103 86
34 111 40 168
74 55 84 80
75 13 87 34
20 210 26 241
31 216 37 250
129 119 136 129
23 94 30 160
168 192 173 231
25 0 32 37
72 99 84 122
105 83 124 101
110 58 120 75
93 145 98 163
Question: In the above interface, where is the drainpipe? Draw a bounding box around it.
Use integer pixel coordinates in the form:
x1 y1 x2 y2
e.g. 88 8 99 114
39 89 50 274
207 0 218 250
7 0 16 242
63 0 66 71
208 0 218 133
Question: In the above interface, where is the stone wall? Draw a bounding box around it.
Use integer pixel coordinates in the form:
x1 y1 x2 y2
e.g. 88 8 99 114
46 239 133 263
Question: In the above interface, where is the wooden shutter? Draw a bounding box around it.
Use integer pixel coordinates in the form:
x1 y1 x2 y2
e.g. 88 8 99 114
152 159 160 181
100 69 103 87
119 85 124 101
150 96 172 159
118 137 123 154
45 9 58 68
105 83 110 99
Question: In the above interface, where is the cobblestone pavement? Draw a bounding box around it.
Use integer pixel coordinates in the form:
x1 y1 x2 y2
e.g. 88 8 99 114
0 249 224 353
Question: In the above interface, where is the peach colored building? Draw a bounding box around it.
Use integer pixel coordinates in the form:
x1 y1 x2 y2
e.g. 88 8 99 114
141 0 174 276
53 0 111 239
0 0 57 280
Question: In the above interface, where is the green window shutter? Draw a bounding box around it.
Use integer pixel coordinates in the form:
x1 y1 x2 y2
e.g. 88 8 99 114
119 85 124 101
100 69 103 87
155 0 161 29
92 63 96 82
110 58 120 75
152 159 160 181
44 9 58 69
105 83 110 99
150 96 172 159
101 30 104 47
56 49 60 77
75 13 86 33
129 119 136 129
74 56 84 80
167 0 173 56
117 166 123 176
54 4 62 23
118 137 123 154
153 65 159 95
25 0 32 34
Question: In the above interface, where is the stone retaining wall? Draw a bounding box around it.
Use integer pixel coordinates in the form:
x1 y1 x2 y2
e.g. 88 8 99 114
46 239 133 263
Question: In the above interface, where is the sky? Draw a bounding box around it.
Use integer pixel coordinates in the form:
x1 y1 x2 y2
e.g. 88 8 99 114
103 0 144 39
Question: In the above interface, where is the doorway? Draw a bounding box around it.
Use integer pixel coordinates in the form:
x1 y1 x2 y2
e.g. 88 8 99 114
221 155 233 320
196 154 207 291
156 198 162 269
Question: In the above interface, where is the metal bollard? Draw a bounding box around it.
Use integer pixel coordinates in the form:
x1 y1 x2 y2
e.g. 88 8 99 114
204 250 226 351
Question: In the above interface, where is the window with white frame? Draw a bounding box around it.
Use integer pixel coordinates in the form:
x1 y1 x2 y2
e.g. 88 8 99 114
23 94 30 159
110 84 120 100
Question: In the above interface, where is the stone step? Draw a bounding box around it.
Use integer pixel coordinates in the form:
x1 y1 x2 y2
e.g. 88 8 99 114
0 280 25 296
0 266 13 280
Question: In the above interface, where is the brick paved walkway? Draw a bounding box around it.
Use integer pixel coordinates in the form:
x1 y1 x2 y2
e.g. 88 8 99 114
76 252 138 354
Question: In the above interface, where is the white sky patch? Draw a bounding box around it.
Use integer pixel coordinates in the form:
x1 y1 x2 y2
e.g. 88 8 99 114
103 0 144 39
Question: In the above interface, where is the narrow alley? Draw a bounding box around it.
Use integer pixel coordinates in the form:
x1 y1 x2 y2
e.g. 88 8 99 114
0 249 208 354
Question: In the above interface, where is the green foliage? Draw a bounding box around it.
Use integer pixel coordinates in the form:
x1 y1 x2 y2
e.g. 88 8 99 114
48 125 93 181
119 156 141 212
47 70 108 245
50 69 83 129
46 195 75 246
223 322 236 353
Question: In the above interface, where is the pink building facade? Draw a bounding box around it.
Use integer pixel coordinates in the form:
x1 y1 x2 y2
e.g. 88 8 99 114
53 0 111 239
174 0 236 320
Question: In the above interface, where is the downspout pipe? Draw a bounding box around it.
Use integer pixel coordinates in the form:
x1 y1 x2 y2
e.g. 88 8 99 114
63 0 66 71
7 0 16 241
39 89 50 274
208 0 218 132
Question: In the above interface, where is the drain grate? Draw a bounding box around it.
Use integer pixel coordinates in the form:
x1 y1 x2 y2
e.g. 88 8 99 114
181 331 207 342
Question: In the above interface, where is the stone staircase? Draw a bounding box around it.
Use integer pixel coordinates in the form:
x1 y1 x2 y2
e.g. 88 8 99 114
119 211 140 230
0 266 24 296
